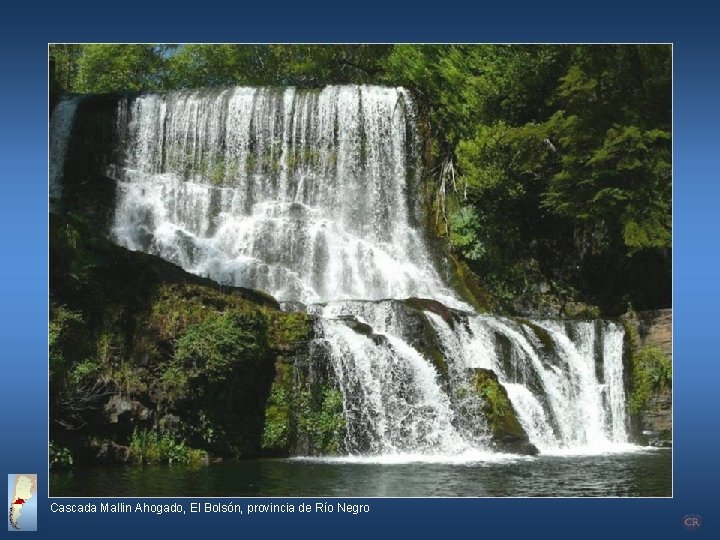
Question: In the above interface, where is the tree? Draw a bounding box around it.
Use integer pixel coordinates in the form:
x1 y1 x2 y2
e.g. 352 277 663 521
49 44 83 92
384 44 671 313
74 44 171 93
164 44 391 88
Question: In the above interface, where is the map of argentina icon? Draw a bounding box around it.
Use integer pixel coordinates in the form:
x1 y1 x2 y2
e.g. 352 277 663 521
7 474 37 531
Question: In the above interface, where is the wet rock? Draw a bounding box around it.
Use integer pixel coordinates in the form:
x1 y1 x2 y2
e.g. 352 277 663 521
103 395 150 424
639 390 672 447
468 368 539 456
88 439 132 463
405 297 455 325
334 315 373 336
280 300 307 313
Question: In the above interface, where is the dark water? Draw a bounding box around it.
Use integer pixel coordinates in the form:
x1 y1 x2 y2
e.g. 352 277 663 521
50 449 671 497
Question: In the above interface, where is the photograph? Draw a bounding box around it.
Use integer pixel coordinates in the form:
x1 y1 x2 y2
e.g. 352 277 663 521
48 43 672 498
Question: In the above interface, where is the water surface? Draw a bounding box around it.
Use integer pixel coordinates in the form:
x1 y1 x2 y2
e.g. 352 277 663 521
51 449 671 497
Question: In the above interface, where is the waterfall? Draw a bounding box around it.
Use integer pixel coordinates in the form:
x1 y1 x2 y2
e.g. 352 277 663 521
425 313 630 453
319 318 470 455
49 97 81 202
111 86 458 307
104 85 631 458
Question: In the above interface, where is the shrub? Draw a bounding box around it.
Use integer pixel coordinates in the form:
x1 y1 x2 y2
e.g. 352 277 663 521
296 387 346 454
49 305 84 382
174 309 268 383
629 345 672 414
129 428 207 465
49 442 74 469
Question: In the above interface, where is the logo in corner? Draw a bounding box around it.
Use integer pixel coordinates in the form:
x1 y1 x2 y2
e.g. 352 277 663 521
682 515 703 531
7 474 37 532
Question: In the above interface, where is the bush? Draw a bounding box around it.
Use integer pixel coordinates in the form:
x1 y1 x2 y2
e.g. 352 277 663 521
49 442 74 469
49 305 84 383
629 345 672 414
69 359 101 385
174 309 268 384
129 428 207 465
262 385 290 450
296 387 346 454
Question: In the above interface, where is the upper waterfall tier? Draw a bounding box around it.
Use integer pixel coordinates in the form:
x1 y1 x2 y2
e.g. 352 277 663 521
110 85 460 306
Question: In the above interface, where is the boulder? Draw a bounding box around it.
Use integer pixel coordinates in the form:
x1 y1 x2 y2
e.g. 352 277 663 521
469 368 539 455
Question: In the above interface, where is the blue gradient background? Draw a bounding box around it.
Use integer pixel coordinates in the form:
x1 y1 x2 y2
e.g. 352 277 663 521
1 1 717 538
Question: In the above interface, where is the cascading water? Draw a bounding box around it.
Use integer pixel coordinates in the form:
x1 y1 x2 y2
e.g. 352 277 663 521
425 313 630 453
319 318 469 455
111 86 458 307
104 84 631 459
49 97 81 202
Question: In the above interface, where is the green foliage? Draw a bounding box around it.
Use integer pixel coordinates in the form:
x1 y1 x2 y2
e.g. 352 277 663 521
149 284 252 341
394 44 672 313
69 359 100 385
49 44 83 92
129 428 207 465
171 309 268 387
628 346 672 414
269 312 313 350
449 206 485 261
382 45 565 147
543 124 671 251
49 304 84 382
74 45 171 93
622 307 672 415
297 388 347 454
49 442 74 469
262 383 291 450
165 44 266 88
60 44 392 94
262 45 390 87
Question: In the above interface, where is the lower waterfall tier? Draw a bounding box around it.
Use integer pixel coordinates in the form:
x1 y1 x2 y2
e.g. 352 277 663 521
263 299 629 457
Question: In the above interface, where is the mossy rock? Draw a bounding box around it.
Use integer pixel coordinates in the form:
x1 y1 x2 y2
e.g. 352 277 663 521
469 368 538 455
516 319 556 355
446 253 493 312
426 347 449 384
388 299 452 384
268 311 313 352
562 301 601 320
621 308 672 446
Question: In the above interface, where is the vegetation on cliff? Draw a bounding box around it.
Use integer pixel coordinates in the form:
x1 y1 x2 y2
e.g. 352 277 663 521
621 310 672 416
49 212 315 466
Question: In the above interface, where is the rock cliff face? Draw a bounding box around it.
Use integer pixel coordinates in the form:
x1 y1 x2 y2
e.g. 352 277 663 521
50 212 316 464
624 309 672 447
637 310 672 357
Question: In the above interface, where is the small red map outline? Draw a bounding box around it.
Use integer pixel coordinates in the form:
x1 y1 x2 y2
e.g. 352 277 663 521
8 474 37 530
